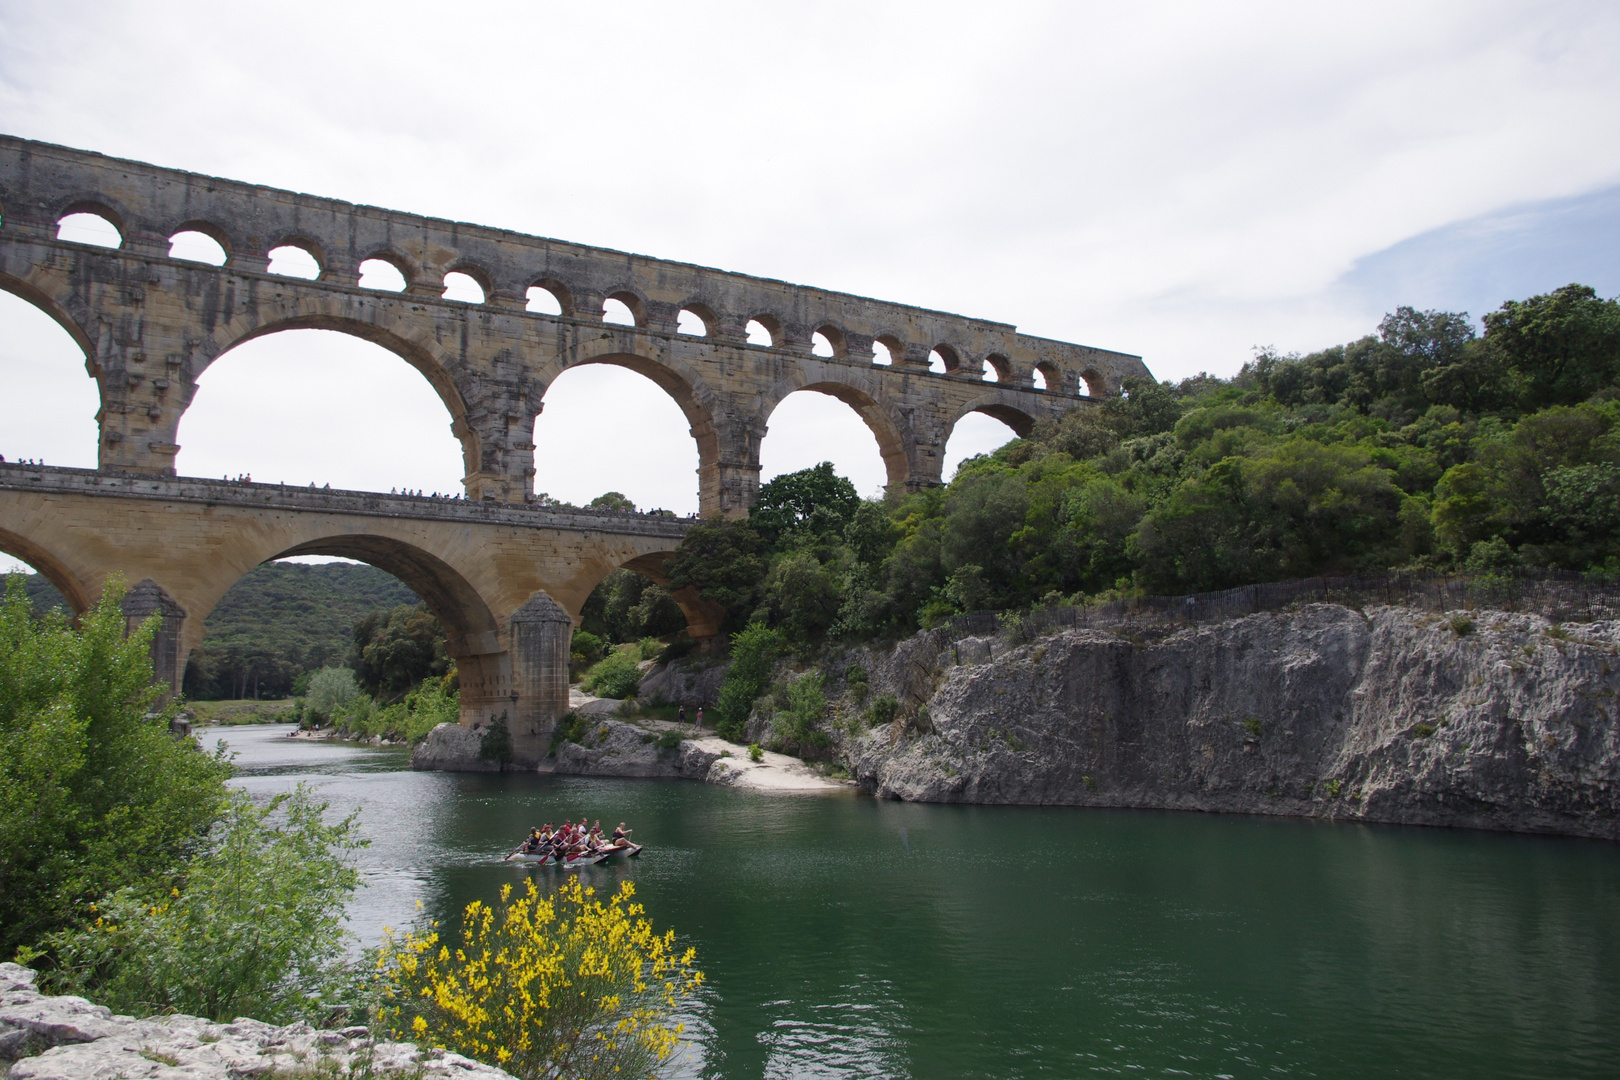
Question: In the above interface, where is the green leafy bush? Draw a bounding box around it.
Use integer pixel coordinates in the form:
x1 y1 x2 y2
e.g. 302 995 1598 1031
0 576 232 957
748 743 764 762
865 695 899 730
479 713 513 765
40 785 362 1024
771 671 831 757
569 629 608 672
715 625 781 742
331 675 457 744
581 647 642 699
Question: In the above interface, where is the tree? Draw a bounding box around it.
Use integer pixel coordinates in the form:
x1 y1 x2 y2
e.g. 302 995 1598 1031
578 569 686 643
760 549 844 646
1484 284 1620 409
749 462 860 540
588 491 637 512
0 576 233 956
349 604 448 700
714 624 780 742
663 517 770 633
304 666 360 723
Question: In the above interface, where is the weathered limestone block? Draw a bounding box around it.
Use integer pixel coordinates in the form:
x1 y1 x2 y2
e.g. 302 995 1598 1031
637 657 728 708
410 722 501 772
551 719 718 780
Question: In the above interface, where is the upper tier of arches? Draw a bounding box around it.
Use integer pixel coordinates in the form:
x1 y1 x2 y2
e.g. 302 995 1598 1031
0 134 1146 402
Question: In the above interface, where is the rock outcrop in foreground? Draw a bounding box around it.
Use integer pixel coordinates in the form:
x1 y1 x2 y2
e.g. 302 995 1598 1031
847 604 1620 838
0 963 513 1080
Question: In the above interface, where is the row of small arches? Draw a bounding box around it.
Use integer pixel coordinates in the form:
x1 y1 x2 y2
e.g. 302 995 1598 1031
53 211 1094 395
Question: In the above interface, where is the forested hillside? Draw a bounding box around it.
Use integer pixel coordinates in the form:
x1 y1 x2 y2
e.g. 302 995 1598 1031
666 284 1620 651
183 562 419 699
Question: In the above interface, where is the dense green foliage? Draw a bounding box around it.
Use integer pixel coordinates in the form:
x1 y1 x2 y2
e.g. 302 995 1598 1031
580 647 643 699
303 670 459 745
348 603 449 700
662 285 1620 653
578 569 687 645
713 624 781 741
768 671 830 758
182 562 420 700
40 786 363 1023
0 576 233 956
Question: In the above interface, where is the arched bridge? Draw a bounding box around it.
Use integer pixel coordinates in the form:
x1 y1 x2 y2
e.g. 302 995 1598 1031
0 135 1148 513
0 463 721 764
0 135 1151 765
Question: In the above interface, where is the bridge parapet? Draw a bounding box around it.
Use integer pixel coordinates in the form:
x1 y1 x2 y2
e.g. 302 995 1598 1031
0 136 1151 514
0 464 694 538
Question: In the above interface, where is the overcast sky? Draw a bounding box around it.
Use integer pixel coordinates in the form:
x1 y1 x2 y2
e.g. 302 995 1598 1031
3 0 1619 574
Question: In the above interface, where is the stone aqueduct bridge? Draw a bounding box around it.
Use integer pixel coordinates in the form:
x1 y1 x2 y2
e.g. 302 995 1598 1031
0 135 1150 763
0 463 720 764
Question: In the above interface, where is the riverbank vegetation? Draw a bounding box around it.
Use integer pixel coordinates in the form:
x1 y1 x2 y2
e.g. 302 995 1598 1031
672 285 1620 660
5 574 700 1076
291 666 458 745
0 578 233 956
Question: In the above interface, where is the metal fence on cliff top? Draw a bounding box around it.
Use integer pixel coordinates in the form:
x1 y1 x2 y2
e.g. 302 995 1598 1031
944 569 1620 644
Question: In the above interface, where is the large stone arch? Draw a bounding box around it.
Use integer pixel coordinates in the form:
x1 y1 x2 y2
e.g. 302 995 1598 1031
0 272 98 362
762 366 912 493
268 535 501 656
607 550 725 640
195 312 481 482
0 525 92 614
946 392 1039 441
534 344 725 513
181 530 508 732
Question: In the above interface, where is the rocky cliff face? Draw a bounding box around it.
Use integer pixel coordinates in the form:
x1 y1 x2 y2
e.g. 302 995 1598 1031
845 604 1620 838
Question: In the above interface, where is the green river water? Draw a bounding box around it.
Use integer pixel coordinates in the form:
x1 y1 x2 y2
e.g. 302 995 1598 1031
209 724 1619 1079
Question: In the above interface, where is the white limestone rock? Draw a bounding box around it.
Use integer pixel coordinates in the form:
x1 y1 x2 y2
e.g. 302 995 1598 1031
409 722 501 772
0 964 516 1080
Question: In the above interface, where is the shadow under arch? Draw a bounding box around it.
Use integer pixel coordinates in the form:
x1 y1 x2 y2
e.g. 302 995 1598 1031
615 550 725 639
535 349 722 509
268 536 499 653
206 315 480 481
0 525 92 614
764 377 911 493
947 393 1038 441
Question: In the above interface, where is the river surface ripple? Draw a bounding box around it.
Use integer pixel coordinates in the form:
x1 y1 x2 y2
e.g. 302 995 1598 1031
206 724 1620 1080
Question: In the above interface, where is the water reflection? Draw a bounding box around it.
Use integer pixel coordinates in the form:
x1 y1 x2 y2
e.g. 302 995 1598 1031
202 724 1620 1080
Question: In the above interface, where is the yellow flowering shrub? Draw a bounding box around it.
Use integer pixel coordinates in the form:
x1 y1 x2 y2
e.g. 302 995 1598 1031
374 879 702 1080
